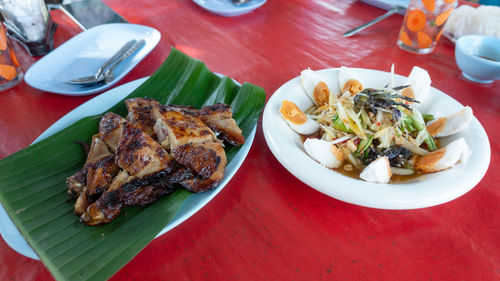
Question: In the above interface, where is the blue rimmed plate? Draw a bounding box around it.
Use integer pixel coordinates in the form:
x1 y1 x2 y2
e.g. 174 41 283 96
25 23 160 96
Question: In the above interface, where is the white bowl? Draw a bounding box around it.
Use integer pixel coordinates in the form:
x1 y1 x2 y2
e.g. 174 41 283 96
455 35 500 84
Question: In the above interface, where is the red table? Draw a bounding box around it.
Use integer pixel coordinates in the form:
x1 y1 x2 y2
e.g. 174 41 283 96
1 0 499 280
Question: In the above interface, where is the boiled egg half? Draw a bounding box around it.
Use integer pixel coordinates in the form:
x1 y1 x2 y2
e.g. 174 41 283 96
303 138 343 169
301 68 330 106
338 66 364 96
280 100 320 135
415 137 471 173
402 66 431 107
359 156 392 184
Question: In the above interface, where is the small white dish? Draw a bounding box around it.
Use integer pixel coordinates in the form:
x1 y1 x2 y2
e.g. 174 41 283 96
24 23 160 96
0 76 256 259
455 34 500 84
193 0 266 17
263 68 490 210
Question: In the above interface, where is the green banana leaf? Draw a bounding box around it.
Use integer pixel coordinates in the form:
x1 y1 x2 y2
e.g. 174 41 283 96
0 48 266 281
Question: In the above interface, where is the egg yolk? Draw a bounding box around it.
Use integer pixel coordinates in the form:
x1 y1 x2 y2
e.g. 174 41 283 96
426 117 446 136
401 86 415 100
280 100 308 125
313 81 330 106
342 79 363 95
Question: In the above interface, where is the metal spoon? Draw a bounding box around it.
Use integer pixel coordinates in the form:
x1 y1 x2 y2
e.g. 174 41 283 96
66 39 137 85
343 5 405 38
231 0 251 5
103 39 146 84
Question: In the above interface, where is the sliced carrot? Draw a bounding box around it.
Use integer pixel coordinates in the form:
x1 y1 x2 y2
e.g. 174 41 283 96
399 31 413 46
406 9 426 32
435 28 444 43
0 64 17 81
417 31 433 49
435 7 453 26
443 0 455 3
9 48 19 67
421 0 435 12
0 27 7 51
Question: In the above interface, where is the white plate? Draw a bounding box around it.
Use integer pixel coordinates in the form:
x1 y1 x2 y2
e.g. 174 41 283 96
263 68 490 210
24 23 160 96
0 77 256 259
193 0 266 17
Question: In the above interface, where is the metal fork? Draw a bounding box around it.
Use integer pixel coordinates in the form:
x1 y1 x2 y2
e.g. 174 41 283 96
103 39 146 84
66 39 137 85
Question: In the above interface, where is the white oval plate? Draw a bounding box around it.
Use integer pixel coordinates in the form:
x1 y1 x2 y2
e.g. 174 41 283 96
0 77 256 259
263 68 490 210
193 0 266 17
25 23 160 96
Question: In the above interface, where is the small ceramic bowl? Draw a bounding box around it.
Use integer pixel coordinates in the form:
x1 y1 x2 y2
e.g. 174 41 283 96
455 35 500 84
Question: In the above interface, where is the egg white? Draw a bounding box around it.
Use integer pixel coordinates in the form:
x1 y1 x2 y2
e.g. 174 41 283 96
405 66 431 107
338 66 363 95
359 156 392 184
416 138 471 173
427 106 473 138
303 138 343 169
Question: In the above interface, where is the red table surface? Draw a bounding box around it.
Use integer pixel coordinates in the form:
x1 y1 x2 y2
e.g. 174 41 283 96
1 0 499 280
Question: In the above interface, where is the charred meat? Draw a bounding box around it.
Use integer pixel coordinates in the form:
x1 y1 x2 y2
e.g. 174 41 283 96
67 98 244 225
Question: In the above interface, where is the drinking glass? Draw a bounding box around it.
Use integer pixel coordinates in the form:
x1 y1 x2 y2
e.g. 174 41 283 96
0 24 22 91
0 0 55 56
397 0 456 54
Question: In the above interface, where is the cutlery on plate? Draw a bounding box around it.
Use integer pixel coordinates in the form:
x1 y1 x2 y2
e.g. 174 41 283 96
343 5 405 38
103 39 146 84
66 39 137 85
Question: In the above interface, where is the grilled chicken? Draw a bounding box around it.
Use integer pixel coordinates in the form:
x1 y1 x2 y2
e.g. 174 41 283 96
125 98 160 138
99 112 125 152
80 119 178 225
152 105 218 149
172 142 227 192
68 98 245 225
68 135 120 215
153 105 227 192
198 103 245 146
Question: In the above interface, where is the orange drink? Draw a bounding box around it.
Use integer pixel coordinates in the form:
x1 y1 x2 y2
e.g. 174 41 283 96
0 24 22 90
397 0 456 54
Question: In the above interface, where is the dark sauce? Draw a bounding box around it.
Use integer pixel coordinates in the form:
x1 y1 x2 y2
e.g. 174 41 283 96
300 133 440 183
333 166 424 183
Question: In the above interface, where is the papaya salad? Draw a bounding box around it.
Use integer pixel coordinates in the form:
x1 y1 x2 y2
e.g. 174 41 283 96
279 66 472 184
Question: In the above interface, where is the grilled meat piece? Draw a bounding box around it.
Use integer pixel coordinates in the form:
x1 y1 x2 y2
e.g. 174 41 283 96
156 103 245 146
67 135 120 215
125 98 159 138
85 155 120 202
153 106 227 192
115 121 177 178
70 99 244 225
66 169 86 198
81 170 129 225
199 103 245 146
172 142 225 180
99 112 125 152
172 142 227 192
81 119 179 225
85 136 120 200
81 167 178 225
152 105 218 149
